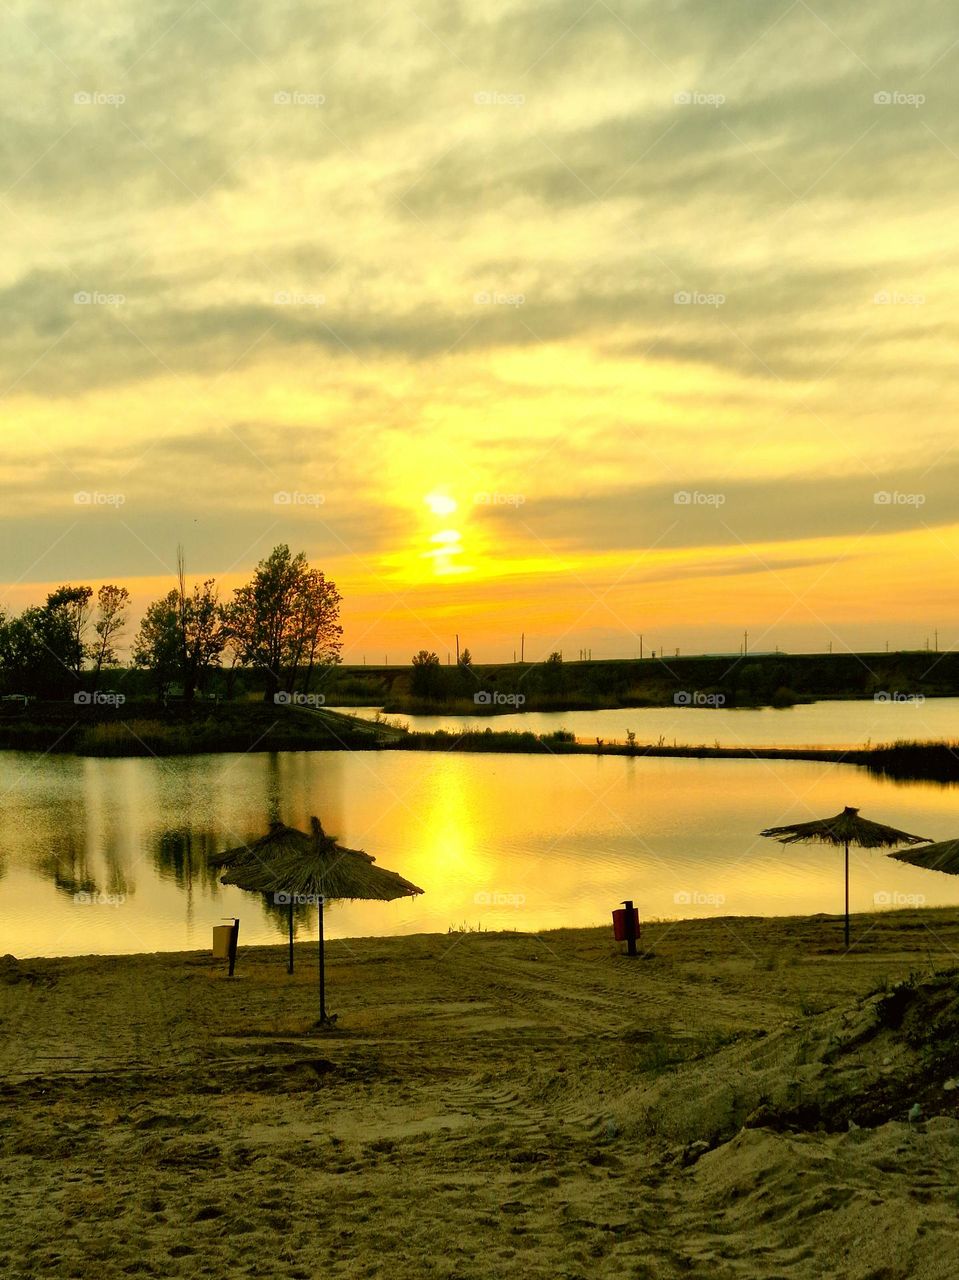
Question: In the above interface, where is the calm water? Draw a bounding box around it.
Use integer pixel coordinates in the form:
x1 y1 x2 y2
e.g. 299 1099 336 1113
329 697 959 747
1 748 958 958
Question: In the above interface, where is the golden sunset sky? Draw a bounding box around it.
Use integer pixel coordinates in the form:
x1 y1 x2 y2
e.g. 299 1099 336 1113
2 1 958 661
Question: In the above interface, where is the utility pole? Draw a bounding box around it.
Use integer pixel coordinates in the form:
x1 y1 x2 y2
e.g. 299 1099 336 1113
743 630 748 656
935 629 939 652
455 634 460 663
521 633 525 663
640 634 644 660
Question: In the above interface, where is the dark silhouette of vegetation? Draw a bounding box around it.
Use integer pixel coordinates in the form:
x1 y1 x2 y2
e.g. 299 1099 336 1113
0 692 958 785
0 582 129 699
315 651 959 716
0 543 341 706
44 586 92 676
133 552 225 701
90 585 131 691
0 701 386 756
226 544 342 702
133 583 224 702
410 649 443 700
864 739 959 784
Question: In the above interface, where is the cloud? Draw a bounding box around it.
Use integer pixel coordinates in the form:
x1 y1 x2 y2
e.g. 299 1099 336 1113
0 499 411 588
1 0 958 648
0 0 955 402
472 462 959 553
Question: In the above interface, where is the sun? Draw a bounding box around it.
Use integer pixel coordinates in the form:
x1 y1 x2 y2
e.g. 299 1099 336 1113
424 492 457 517
419 494 470 576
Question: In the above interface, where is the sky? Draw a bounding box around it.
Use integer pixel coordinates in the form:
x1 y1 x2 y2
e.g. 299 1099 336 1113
2 0 958 663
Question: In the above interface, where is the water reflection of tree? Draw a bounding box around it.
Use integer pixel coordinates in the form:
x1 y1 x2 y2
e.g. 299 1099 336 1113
260 892 318 940
152 823 323 940
36 836 99 898
154 829 234 934
154 830 224 891
34 823 134 900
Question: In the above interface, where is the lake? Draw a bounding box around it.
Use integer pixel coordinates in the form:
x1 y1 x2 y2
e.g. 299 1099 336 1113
1 746 957 958
329 696 959 747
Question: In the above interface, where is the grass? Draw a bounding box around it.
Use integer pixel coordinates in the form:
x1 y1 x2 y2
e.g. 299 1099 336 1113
863 738 959 783
0 701 383 757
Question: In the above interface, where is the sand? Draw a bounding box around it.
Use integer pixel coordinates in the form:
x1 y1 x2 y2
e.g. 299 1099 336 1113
2 909 959 1279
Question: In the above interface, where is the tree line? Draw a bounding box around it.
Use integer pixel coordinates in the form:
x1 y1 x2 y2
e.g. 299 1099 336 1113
407 647 564 700
0 545 342 702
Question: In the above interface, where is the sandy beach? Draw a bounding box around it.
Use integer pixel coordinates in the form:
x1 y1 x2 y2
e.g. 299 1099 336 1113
3 910 959 1279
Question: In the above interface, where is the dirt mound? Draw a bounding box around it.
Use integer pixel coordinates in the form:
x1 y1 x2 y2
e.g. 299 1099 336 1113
682 1119 959 1279
616 969 959 1151
0 954 52 987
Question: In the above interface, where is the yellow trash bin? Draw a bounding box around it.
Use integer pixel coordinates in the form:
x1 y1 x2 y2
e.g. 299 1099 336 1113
212 924 233 958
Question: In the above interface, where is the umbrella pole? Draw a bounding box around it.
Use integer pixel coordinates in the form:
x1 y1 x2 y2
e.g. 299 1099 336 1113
844 840 850 951
318 896 327 1023
288 899 294 974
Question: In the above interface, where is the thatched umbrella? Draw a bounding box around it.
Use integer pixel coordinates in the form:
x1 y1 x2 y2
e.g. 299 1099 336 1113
759 806 930 949
221 816 423 1024
888 838 959 876
210 821 311 973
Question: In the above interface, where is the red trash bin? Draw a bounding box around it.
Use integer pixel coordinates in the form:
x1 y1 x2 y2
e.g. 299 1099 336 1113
612 906 640 941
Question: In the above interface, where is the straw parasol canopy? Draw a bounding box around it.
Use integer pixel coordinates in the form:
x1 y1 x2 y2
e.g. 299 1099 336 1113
210 821 313 972
221 816 423 1024
888 838 959 876
210 821 311 868
759 806 930 949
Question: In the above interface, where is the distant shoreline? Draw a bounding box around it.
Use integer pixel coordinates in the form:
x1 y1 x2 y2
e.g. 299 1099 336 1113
0 701 956 782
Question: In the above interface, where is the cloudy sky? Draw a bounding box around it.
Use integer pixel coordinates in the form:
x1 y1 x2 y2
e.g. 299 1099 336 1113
2 0 958 661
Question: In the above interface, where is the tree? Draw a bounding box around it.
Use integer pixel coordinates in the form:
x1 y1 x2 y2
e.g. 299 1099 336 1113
283 567 343 693
0 609 52 695
0 595 88 697
134 575 224 701
180 579 224 701
44 585 93 676
90 585 131 691
540 650 566 697
0 586 123 699
226 545 342 701
132 592 181 698
175 551 224 702
458 648 473 669
411 649 442 699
